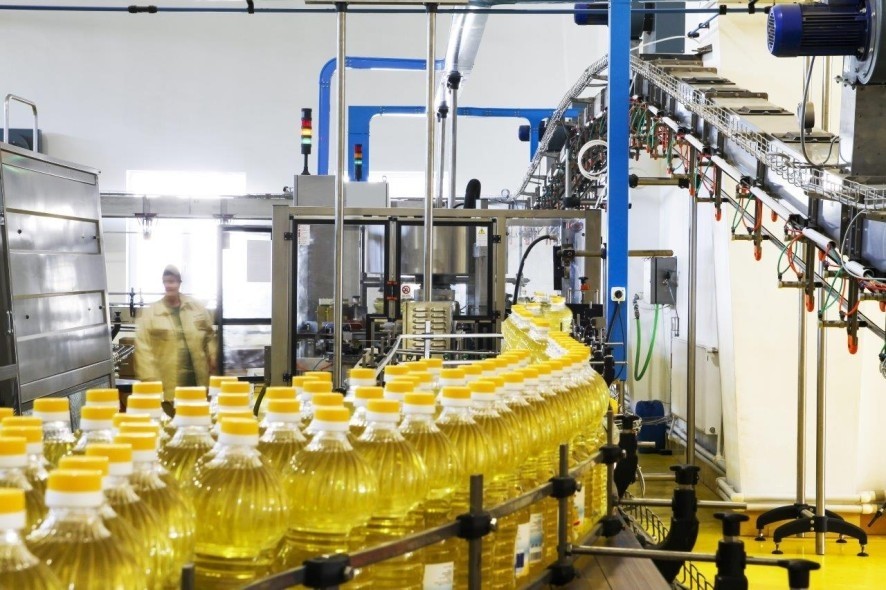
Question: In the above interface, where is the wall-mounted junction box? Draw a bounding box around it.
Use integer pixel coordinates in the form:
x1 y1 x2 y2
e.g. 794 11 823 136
643 256 677 306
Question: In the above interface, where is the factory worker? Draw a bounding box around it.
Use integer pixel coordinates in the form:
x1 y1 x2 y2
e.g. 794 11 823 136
135 265 218 408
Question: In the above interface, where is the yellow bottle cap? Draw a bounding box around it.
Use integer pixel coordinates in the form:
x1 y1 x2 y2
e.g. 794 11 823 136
209 376 238 388
389 376 419 387
304 371 332 382
48 469 102 493
547 359 565 371
263 387 297 401
114 432 157 451
383 365 410 377
424 358 443 369
0 426 41 443
488 376 505 388
384 381 413 394
175 402 210 418
534 363 552 376
520 367 540 379
126 395 161 412
0 408 13 421
58 455 109 476
0 436 26 456
217 393 250 407
411 372 434 385
461 364 483 376
0 489 24 513
531 318 549 327
113 413 151 428
86 389 119 404
355 386 384 401
86 443 132 464
291 376 309 387
440 368 466 380
1 416 41 428
220 417 259 436
304 381 333 394
366 399 400 414
313 407 350 423
132 381 163 395
33 398 69 413
404 392 435 406
311 393 344 407
81 406 117 421
469 380 496 394
502 372 524 384
118 423 161 436
175 387 208 402
267 399 300 414
220 381 251 395
349 368 376 380
441 386 471 400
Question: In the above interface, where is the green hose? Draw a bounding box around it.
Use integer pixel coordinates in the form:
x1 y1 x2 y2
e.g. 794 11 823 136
633 304 660 382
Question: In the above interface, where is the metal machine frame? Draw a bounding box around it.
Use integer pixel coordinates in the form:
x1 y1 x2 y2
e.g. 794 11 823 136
269 205 601 385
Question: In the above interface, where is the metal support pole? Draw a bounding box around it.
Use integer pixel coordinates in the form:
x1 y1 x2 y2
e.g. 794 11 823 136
815 261 827 556
796 243 810 506
557 444 570 562
821 57 831 133
332 2 348 387
423 3 437 302
436 106 447 208
606 406 616 516
448 73 461 208
564 147 572 205
468 474 484 590
686 192 698 465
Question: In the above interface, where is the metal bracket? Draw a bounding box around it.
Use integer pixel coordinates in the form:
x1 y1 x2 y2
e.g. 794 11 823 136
283 231 294 241
302 554 352 588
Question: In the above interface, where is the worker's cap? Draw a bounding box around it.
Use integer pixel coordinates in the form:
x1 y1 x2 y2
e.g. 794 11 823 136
162 265 182 282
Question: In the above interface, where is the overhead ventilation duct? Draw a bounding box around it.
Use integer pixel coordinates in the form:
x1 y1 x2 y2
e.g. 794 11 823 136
435 7 488 110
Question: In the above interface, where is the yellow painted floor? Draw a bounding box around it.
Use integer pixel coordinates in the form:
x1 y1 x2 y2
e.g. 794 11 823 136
633 454 886 590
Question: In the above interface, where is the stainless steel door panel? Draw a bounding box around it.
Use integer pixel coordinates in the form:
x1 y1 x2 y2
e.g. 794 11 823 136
17 324 111 384
9 252 107 297
0 365 16 381
12 292 105 338
1 163 99 219
1 151 96 185
19 361 112 406
6 212 100 254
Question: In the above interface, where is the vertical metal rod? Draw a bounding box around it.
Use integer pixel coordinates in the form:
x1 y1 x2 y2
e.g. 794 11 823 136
332 3 348 387
796 243 809 506
617 380 625 414
815 262 827 556
821 57 831 133
606 405 615 516
423 3 437 302
564 148 572 206
468 474 484 590
557 444 570 562
449 76 460 208
436 108 447 208
686 192 698 466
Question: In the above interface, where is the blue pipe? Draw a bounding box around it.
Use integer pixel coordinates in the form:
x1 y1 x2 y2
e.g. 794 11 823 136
0 5 744 14
318 57 445 176
346 105 580 180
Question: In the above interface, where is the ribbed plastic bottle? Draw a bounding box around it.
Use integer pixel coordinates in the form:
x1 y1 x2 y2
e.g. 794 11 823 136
192 417 288 588
57 455 152 587
158 402 214 487
469 380 520 590
26 469 146 589
275 407 379 572
400 392 462 590
256 386 297 424
354 399 428 589
32 398 74 469
84 388 120 410
116 431 195 573
0 488 62 590
0 435 45 534
86 443 177 590
435 386 494 587
345 368 377 406
71 406 118 454
257 399 307 473
0 425 49 532
125 394 171 447
349 386 384 438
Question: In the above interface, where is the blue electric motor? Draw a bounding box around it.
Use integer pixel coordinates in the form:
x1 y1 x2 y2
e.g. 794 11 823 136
767 2 870 57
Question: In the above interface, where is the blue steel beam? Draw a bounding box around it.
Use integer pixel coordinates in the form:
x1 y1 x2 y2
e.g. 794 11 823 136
318 57 445 175
607 0 631 376
346 105 580 180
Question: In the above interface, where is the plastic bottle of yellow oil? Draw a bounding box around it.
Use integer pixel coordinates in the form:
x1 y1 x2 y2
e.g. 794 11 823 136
275 407 379 573
158 402 214 487
191 417 288 588
303 393 346 438
435 386 494 588
84 388 120 410
71 406 118 454
382 379 412 404
125 395 171 447
349 387 384 439
256 386 297 424
0 435 45 534
354 399 428 589
400 392 461 590
345 368 377 406
381 364 410 385
115 431 195 574
0 488 62 590
208 376 239 416
86 443 177 590
0 425 49 533
26 469 146 589
299 380 335 423
32 398 74 469
258 399 307 473
57 455 152 587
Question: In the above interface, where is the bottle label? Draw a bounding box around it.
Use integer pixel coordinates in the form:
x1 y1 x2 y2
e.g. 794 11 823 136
514 521 531 578
423 561 454 590
573 486 586 530
528 512 544 564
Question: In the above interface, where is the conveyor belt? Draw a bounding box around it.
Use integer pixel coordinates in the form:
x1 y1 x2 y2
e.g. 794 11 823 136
568 529 671 589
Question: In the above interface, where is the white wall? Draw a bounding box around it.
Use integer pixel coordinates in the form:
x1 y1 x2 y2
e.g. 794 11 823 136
0 4 604 198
